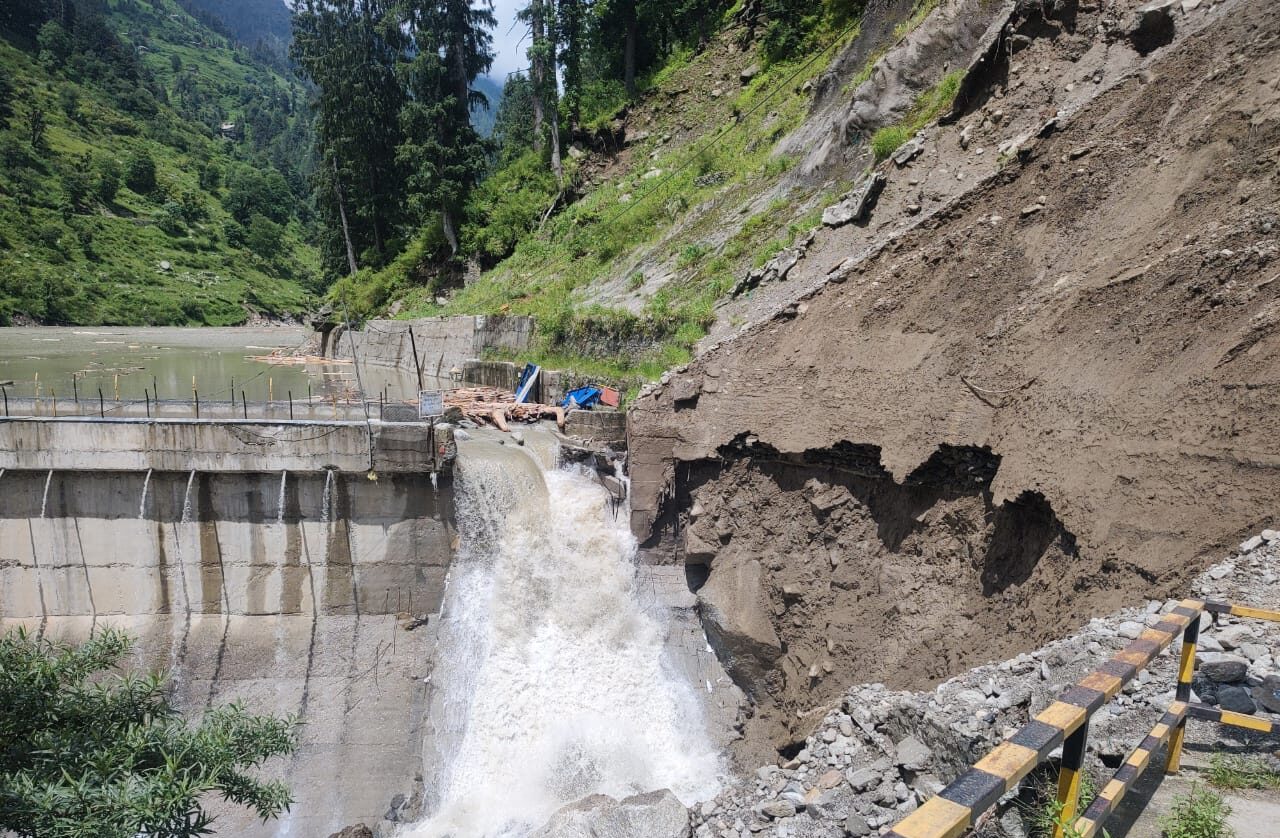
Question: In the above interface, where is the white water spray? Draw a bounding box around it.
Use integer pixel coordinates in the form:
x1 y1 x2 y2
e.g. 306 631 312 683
277 469 288 525
139 468 152 520
39 469 53 518
408 436 722 837
320 469 334 524
180 469 196 527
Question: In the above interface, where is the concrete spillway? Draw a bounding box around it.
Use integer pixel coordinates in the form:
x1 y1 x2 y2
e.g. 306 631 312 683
0 416 455 836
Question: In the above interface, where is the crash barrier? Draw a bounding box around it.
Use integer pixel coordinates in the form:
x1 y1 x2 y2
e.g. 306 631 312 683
887 598 1280 838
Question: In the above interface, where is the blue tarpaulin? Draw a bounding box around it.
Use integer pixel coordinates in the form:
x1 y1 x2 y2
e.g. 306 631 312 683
561 387 602 410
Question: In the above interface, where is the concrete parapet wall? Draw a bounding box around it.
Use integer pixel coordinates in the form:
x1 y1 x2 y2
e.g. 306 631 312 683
0 417 451 474
330 315 535 379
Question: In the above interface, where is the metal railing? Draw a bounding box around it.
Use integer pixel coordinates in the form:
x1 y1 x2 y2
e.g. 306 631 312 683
887 598 1280 838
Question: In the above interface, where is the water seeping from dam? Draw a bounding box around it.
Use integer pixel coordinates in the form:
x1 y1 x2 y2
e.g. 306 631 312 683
410 432 723 837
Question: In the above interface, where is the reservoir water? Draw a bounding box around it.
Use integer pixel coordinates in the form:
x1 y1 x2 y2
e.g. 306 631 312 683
0 326 423 405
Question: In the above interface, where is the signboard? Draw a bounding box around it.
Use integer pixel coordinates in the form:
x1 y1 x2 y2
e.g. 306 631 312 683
418 389 444 419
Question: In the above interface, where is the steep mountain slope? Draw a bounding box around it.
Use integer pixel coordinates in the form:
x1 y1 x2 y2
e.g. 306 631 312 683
627 0 1280 757
182 0 293 48
0 0 316 325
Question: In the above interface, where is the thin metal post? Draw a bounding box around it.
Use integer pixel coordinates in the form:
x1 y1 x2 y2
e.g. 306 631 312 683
242 391 248 420
153 374 158 400
194 389 199 419
1052 721 1089 838
2 385 7 416
145 389 151 418
51 390 56 417
98 388 104 418
1166 617 1201 773
288 390 293 420
408 326 424 391
72 375 78 405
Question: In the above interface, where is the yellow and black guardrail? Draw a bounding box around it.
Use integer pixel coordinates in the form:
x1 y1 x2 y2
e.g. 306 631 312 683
886 598 1280 838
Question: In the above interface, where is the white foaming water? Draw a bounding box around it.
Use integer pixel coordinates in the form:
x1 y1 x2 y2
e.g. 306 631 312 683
320 469 334 524
39 469 53 518
277 469 288 525
407 437 721 837
139 468 152 519
180 469 196 526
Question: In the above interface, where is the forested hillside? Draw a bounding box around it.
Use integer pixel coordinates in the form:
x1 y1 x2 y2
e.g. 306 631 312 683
0 0 317 325
309 0 878 382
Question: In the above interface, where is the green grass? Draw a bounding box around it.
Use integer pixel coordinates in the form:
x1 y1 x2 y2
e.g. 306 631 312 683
1020 770 1098 838
1206 753 1280 791
869 68 964 161
1159 785 1234 838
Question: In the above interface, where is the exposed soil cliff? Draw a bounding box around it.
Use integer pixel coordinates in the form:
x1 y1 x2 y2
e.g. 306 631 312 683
628 0 1280 759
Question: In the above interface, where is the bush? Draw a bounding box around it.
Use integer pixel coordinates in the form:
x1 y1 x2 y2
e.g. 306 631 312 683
155 201 186 236
61 168 95 210
0 627 297 837
96 158 121 203
222 164 292 224
124 150 158 195
245 213 284 259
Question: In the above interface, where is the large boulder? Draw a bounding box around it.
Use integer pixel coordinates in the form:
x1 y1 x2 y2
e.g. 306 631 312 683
531 789 691 838
1124 0 1178 55
697 558 784 692
1252 675 1280 714
1199 653 1248 684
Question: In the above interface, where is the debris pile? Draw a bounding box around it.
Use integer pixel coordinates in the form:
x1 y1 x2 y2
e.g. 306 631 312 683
689 531 1280 838
444 386 566 431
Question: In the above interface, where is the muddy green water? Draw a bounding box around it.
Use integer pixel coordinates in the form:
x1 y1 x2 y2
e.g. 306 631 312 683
0 326 339 403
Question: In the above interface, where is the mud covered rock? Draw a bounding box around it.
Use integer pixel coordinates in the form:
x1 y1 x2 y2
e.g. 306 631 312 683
697 559 784 690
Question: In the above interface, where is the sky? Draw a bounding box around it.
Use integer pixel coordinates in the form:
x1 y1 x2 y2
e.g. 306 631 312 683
488 0 529 81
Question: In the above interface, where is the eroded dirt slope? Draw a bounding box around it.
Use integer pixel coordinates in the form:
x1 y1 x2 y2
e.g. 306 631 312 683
629 0 1280 759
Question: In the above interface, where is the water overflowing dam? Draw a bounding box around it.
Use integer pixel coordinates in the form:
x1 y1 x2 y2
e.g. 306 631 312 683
413 431 724 836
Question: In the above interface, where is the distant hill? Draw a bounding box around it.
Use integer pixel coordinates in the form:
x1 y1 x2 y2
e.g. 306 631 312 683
181 0 293 48
471 75 503 138
0 0 317 325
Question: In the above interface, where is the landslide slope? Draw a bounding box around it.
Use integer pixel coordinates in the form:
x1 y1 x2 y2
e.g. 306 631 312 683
628 0 1280 757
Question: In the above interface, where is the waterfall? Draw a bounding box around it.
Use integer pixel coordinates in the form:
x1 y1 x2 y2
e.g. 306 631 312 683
139 468 152 520
320 469 334 524
277 469 288 525
39 469 53 518
407 437 722 838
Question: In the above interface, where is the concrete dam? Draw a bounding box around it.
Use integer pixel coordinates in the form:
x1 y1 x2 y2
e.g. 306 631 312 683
0 412 738 836
0 414 456 836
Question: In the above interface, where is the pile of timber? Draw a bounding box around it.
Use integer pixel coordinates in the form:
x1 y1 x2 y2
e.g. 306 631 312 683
444 386 565 432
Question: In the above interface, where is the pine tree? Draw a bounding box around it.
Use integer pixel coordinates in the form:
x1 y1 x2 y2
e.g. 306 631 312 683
396 0 496 254
556 0 585 131
292 0 407 274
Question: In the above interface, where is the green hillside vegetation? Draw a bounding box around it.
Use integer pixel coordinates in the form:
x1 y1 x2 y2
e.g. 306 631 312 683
323 0 878 385
0 0 317 326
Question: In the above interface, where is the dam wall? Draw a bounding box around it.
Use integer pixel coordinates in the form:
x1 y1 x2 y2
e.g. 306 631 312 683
0 416 455 837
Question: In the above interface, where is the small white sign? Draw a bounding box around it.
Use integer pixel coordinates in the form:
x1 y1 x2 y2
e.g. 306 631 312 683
418 390 444 419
